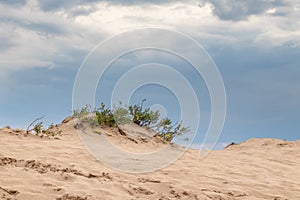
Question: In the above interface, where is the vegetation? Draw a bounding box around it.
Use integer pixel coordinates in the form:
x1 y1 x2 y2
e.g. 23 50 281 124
128 99 160 127
113 102 131 125
95 103 116 127
72 105 91 119
154 118 190 141
72 105 98 128
33 121 43 134
26 116 62 136
72 100 190 142
26 116 45 134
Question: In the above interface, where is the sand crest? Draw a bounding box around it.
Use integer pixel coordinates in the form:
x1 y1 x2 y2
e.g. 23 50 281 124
0 119 299 199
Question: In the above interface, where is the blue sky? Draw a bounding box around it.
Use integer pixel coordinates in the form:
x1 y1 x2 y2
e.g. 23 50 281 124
0 0 299 148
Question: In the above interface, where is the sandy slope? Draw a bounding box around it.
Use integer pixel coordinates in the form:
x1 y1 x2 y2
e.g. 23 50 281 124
0 119 299 200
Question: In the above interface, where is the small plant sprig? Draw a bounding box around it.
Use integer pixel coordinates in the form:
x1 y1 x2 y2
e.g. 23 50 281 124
26 116 45 134
26 117 62 136
33 121 43 134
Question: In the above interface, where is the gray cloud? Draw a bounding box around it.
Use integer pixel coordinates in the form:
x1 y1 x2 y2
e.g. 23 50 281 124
0 16 66 35
0 0 295 21
36 0 185 11
5 0 292 21
27 21 67 35
0 37 13 52
68 6 97 17
202 0 289 20
36 0 97 11
0 0 27 6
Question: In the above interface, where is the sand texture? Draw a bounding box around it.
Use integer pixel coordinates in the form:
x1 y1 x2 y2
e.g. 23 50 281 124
0 118 299 200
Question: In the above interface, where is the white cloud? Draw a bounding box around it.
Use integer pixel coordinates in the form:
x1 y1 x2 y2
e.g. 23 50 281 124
73 1 213 34
0 0 299 78
0 1 104 76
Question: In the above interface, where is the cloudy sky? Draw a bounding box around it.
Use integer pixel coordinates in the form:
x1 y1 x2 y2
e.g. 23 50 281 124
0 0 299 148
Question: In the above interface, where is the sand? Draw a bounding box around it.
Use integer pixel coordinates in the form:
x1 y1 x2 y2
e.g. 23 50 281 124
0 118 299 200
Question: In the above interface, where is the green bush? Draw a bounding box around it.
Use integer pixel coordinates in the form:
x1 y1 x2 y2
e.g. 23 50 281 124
127 99 159 127
73 105 99 128
72 105 92 119
113 103 131 125
72 100 190 141
154 118 190 141
95 103 116 127
33 122 43 134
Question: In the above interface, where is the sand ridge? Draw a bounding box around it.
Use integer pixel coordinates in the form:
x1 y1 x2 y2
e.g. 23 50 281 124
0 118 299 199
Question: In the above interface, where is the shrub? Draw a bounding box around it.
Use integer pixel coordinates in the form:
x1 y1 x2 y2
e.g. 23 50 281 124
73 103 116 127
73 105 99 128
95 103 116 127
127 99 159 127
113 103 131 125
33 122 43 134
72 105 92 119
72 100 190 142
154 118 190 141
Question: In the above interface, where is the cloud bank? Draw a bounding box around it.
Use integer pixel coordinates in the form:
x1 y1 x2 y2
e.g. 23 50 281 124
202 0 291 20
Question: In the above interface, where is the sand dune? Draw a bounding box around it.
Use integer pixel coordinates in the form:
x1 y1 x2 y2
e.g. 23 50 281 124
0 118 299 200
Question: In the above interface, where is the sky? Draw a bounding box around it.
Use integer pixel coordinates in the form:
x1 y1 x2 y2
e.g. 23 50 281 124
0 0 299 148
